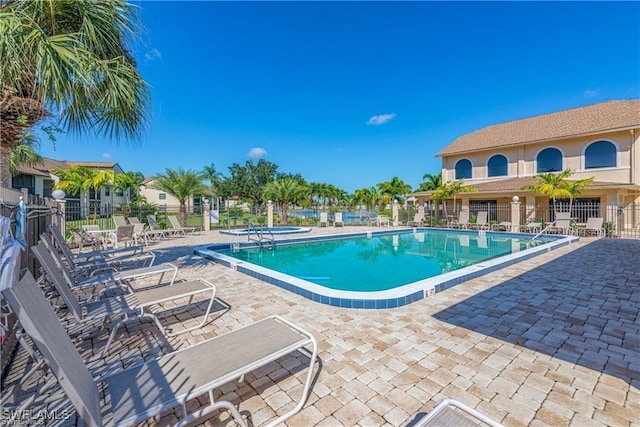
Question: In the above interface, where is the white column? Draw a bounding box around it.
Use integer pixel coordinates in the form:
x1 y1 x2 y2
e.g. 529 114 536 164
392 200 399 226
203 200 211 231
267 200 274 228
511 196 521 232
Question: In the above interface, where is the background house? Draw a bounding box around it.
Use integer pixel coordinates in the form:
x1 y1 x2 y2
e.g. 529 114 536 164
411 100 640 228
12 157 127 217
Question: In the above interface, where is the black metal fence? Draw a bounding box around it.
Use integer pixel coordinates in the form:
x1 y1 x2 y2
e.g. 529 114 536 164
1 186 55 376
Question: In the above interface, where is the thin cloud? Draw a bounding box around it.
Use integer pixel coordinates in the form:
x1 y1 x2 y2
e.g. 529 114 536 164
247 147 267 159
366 113 396 126
583 89 599 98
101 153 112 159
145 48 162 61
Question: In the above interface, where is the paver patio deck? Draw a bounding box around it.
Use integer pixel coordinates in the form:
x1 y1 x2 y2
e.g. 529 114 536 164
2 227 638 426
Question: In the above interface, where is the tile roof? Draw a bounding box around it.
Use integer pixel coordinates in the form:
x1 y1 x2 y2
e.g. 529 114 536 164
437 100 640 156
16 157 120 176
410 176 640 196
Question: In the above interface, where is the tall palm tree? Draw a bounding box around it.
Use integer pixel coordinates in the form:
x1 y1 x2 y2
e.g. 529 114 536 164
152 168 207 226
446 180 477 214
0 0 150 187
418 172 442 191
354 187 381 211
377 177 412 204
522 170 573 211
263 178 309 224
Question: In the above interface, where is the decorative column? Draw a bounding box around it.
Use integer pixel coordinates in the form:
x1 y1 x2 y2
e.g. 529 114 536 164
203 199 211 231
267 200 274 228
511 196 521 232
52 189 66 238
392 199 399 227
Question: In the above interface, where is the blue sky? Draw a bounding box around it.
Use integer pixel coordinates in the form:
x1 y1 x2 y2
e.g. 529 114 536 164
39 1 639 193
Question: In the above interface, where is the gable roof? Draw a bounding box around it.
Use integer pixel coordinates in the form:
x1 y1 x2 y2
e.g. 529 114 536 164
437 100 640 157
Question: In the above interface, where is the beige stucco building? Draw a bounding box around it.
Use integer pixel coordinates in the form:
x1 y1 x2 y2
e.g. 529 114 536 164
412 100 640 227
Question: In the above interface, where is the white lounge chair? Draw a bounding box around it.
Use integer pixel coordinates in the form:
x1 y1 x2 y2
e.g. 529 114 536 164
147 215 172 238
409 213 424 227
334 212 344 227
472 211 489 230
409 398 504 427
548 218 575 235
492 221 512 232
4 270 318 427
578 217 605 237
524 221 542 233
168 215 201 235
319 212 329 227
377 215 391 227
33 243 217 356
452 211 470 229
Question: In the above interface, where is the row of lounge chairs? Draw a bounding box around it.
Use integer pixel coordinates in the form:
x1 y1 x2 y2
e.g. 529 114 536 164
2 223 319 426
2 221 506 426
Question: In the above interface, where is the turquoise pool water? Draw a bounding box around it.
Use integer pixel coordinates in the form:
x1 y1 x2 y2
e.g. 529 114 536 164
218 231 558 292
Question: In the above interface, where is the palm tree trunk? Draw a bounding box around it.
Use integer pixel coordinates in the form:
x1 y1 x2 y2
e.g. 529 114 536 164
0 143 12 187
282 202 289 224
180 202 187 227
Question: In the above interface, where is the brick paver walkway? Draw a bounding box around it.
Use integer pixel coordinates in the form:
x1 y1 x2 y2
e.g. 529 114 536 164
2 228 638 426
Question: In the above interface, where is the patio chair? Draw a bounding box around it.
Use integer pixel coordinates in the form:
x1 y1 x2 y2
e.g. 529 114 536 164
81 224 113 250
112 215 129 228
471 211 489 230
409 213 424 227
40 234 178 296
524 221 542 233
110 224 136 248
408 398 504 427
578 217 604 237
547 218 575 235
334 212 344 227
51 224 144 265
4 270 318 427
32 244 217 356
168 215 201 235
147 215 171 238
452 211 470 229
492 221 511 232
127 216 142 224
43 232 153 277
319 212 329 227
377 215 391 227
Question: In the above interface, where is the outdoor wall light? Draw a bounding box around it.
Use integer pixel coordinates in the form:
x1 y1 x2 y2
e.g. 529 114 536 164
51 189 66 200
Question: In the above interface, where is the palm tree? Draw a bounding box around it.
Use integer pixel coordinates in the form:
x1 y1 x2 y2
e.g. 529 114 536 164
201 163 224 195
114 171 144 205
563 177 594 213
10 137 41 176
418 172 442 191
522 170 573 211
377 177 412 204
54 166 114 218
262 178 309 224
354 187 382 211
446 180 477 214
152 168 207 226
0 0 150 187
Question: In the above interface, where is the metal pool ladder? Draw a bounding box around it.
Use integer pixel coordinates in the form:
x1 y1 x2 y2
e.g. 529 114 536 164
528 223 555 246
246 222 276 251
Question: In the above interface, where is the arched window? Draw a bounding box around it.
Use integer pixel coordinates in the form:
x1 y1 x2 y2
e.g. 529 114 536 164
455 159 472 179
585 141 616 169
487 155 508 177
536 148 562 173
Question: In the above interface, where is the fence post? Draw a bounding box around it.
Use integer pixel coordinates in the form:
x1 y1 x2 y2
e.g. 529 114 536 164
511 196 521 232
267 200 274 228
392 200 399 226
203 200 211 231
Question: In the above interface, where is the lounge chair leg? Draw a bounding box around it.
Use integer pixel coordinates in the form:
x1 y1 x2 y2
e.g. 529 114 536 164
166 288 216 336
176 398 247 427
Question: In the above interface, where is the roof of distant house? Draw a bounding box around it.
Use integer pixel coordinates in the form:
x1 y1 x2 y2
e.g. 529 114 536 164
16 157 123 176
437 99 640 157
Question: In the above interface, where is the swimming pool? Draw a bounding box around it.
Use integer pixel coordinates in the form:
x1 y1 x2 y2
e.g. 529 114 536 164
195 229 577 309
